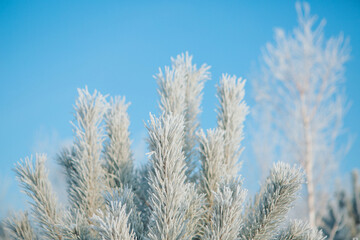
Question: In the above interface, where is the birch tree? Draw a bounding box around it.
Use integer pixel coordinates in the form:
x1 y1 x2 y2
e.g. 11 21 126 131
253 2 350 228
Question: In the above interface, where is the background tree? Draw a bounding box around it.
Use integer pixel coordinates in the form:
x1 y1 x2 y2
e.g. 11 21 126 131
253 2 350 228
320 169 360 239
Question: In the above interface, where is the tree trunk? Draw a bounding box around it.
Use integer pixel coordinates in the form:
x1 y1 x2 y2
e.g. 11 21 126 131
301 100 316 228
305 154 316 228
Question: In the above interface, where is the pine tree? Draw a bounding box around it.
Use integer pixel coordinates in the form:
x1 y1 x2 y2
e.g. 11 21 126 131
4 53 324 240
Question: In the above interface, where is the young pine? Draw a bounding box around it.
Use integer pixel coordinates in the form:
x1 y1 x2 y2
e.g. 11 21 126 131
4 53 324 240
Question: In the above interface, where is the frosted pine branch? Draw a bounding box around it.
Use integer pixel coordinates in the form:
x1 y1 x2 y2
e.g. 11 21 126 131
204 178 247 240
217 74 248 176
183 183 207 239
67 87 108 218
61 208 93 239
4 212 37 240
91 201 135 240
278 220 325 240
14 154 62 239
146 113 189 240
57 147 77 195
239 162 304 240
132 164 152 232
156 52 210 180
198 128 226 208
104 187 144 239
103 96 134 189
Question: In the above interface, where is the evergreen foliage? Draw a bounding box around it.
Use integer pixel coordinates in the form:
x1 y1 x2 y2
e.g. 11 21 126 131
4 53 323 240
320 169 360 239
4 212 36 240
277 220 325 240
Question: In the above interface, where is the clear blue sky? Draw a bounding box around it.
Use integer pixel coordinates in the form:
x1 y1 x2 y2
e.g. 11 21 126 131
0 0 359 216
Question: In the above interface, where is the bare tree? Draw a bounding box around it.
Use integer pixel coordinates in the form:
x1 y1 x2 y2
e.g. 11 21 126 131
253 2 350 228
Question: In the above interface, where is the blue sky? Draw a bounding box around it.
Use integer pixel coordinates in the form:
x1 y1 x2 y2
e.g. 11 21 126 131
0 0 359 217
